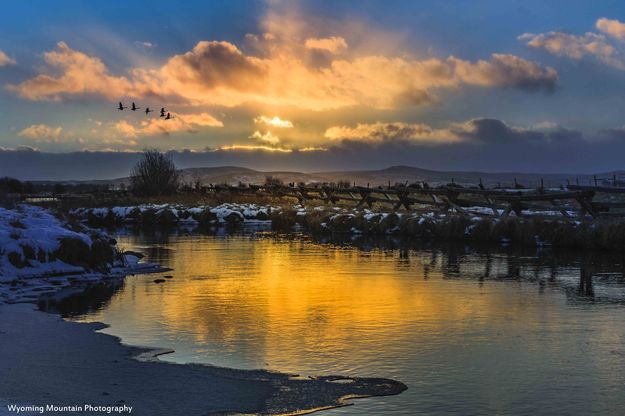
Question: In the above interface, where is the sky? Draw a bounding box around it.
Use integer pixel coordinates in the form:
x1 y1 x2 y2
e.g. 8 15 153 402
1 0 625 179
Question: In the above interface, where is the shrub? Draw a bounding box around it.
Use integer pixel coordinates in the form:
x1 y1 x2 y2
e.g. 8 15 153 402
223 211 244 225
9 219 25 229
127 207 142 222
0 177 23 194
55 237 91 267
140 208 156 223
7 251 26 268
328 214 357 233
21 244 36 260
254 210 269 220
130 149 180 196
270 208 299 230
155 209 177 224
468 219 494 242
90 239 115 270
377 213 400 233
191 209 218 225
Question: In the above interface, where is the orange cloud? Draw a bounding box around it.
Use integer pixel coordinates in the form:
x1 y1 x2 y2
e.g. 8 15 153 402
113 120 138 138
8 36 557 109
18 124 63 141
157 45 557 109
324 122 464 144
7 41 133 101
596 18 625 41
519 17 625 70
249 130 280 145
114 112 223 138
254 115 293 128
304 36 348 54
0 50 15 66
101 134 138 147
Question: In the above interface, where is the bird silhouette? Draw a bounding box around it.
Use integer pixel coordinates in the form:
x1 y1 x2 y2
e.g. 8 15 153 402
131 102 141 111
145 107 154 115
117 102 127 110
159 108 166 117
165 112 174 120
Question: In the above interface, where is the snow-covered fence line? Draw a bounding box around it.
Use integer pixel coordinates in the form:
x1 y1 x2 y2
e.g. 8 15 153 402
205 183 608 218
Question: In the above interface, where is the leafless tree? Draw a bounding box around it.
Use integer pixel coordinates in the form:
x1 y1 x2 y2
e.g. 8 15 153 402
130 149 180 196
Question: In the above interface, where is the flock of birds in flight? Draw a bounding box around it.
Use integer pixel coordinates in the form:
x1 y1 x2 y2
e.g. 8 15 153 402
117 101 174 120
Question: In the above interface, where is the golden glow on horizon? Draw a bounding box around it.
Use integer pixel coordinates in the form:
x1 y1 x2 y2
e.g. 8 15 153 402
219 144 293 152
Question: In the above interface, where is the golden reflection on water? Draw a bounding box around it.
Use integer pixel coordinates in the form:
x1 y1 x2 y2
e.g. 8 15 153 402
75 233 625 415
93 236 564 365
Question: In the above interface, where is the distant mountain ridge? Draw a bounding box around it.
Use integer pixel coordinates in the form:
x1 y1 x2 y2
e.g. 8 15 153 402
125 165 625 188
30 165 625 188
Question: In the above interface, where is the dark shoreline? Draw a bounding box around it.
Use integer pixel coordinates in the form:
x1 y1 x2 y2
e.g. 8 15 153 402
0 303 407 416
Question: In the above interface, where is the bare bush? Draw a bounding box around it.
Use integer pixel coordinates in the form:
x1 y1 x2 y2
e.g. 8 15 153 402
130 149 180 196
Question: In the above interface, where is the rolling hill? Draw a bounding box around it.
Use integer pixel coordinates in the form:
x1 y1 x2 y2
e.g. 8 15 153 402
31 165 625 189
168 165 624 188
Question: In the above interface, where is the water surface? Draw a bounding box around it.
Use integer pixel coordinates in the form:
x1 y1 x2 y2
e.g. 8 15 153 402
65 229 625 415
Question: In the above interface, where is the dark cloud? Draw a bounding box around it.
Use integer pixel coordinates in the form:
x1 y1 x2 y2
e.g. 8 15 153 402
545 126 583 142
449 53 558 94
162 41 268 92
453 118 541 142
451 118 582 143
598 127 625 141
394 89 434 106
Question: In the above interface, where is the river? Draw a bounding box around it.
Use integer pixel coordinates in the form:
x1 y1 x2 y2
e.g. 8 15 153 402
54 227 625 415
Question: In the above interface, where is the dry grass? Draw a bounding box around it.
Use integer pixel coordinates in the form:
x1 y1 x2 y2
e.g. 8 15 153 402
271 210 625 251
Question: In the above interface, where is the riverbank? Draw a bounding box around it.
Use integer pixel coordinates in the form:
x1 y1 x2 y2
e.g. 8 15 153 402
0 205 164 304
70 203 625 251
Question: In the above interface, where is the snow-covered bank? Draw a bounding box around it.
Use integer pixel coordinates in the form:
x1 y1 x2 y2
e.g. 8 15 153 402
69 202 625 250
70 203 277 225
0 304 406 415
70 202 573 228
0 205 162 304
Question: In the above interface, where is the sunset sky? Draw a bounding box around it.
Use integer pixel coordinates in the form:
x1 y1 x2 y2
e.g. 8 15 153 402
2 0 625 179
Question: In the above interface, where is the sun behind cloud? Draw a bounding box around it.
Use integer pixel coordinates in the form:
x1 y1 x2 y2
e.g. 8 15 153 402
254 116 294 128
6 34 558 111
